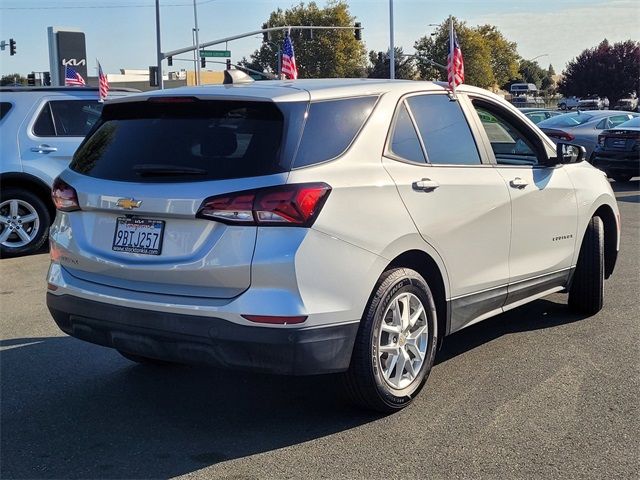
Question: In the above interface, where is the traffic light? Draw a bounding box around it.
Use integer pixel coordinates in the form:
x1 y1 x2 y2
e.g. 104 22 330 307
43 72 51 86
262 23 270 43
27 73 36 86
167 56 173 67
149 66 158 87
354 23 362 41
226 59 231 70
9 38 16 56
201 57 206 68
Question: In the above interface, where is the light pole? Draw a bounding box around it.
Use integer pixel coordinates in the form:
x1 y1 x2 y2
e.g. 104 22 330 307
155 0 163 89
193 0 201 85
529 53 549 63
389 0 395 79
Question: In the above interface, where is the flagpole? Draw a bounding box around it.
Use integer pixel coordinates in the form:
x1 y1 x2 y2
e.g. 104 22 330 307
449 16 455 98
97 59 103 103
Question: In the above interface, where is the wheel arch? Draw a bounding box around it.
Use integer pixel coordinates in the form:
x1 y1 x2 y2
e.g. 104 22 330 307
385 249 450 343
0 172 55 220
592 203 618 279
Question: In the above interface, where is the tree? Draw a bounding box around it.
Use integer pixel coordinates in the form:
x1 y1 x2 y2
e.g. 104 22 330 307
475 25 519 86
414 17 518 89
547 64 555 76
0 73 26 86
559 39 640 102
367 47 416 79
247 1 367 78
514 59 546 88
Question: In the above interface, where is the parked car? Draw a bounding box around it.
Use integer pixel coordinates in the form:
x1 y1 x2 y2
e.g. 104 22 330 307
538 110 638 158
557 96 581 111
519 108 563 124
591 116 640 182
0 86 136 257
613 96 638 112
47 76 620 412
578 95 609 110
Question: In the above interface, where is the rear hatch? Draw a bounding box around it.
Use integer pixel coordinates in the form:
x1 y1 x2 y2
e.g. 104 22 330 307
58 96 307 299
600 128 640 152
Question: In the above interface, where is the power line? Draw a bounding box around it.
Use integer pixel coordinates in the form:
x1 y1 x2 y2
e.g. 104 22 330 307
0 0 216 10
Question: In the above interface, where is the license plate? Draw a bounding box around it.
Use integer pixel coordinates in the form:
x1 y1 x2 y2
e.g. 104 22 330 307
612 139 626 148
112 217 165 255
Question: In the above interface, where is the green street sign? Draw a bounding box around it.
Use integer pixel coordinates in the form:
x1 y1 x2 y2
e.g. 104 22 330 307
199 50 231 58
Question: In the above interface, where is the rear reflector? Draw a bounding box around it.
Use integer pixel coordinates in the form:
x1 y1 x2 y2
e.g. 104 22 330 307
197 183 331 227
242 315 307 325
51 176 80 212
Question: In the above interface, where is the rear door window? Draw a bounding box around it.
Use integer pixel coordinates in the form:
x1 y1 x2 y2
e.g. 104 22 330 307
293 96 378 168
388 102 426 163
33 100 103 137
71 100 289 182
406 94 481 165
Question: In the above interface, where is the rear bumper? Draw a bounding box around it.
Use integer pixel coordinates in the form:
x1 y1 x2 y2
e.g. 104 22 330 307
591 151 640 174
47 293 359 375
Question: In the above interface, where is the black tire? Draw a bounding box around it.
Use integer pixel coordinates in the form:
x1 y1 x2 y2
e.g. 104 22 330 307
559 103 567 111
610 173 633 183
568 216 604 315
118 350 177 367
0 188 50 258
344 268 438 413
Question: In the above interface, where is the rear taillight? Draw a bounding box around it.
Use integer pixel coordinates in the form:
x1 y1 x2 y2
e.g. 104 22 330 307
598 135 605 146
197 183 331 227
51 177 80 212
554 131 575 142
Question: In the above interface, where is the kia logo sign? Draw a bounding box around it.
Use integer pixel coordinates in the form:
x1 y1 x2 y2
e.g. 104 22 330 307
61 58 86 66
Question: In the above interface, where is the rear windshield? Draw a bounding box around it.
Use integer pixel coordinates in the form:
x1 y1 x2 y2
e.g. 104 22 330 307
71 99 301 182
539 112 593 128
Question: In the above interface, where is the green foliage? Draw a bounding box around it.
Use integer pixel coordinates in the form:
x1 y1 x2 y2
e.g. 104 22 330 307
515 59 546 88
559 39 640 102
0 73 26 86
367 47 416 79
248 1 367 78
413 17 518 89
547 63 555 76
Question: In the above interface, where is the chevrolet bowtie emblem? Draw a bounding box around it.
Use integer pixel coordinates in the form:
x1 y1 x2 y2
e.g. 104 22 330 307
116 198 142 209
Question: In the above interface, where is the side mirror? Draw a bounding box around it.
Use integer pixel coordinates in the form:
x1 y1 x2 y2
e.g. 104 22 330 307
553 142 586 164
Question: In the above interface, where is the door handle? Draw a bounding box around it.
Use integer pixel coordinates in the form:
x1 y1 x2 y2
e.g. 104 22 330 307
509 177 528 189
31 144 58 154
412 178 439 192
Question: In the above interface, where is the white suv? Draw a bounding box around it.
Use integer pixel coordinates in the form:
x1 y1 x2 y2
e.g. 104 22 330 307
46 77 620 412
0 87 135 257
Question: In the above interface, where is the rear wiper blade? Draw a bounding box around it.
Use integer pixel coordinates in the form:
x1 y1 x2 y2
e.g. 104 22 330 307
133 164 207 176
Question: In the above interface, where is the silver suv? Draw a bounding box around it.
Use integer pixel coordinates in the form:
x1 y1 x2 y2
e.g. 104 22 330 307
0 87 134 256
47 78 619 412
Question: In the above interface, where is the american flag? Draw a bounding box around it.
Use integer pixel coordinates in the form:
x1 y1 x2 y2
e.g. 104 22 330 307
97 60 109 101
64 65 86 86
281 32 298 79
447 21 464 93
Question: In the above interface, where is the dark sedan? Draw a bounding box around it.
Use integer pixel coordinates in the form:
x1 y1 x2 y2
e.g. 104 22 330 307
591 116 640 182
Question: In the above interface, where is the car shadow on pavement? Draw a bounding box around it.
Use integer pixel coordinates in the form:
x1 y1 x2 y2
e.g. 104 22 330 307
1 297 586 479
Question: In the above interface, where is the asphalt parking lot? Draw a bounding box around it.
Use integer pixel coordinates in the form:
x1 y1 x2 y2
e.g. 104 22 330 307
1 181 638 480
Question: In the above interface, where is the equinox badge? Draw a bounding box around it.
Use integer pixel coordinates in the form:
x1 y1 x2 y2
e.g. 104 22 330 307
116 198 142 210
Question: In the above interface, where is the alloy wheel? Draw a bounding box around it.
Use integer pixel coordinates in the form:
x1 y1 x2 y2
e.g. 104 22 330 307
377 292 429 390
0 199 40 248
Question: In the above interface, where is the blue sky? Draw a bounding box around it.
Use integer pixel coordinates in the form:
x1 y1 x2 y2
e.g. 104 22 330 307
1 0 638 77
